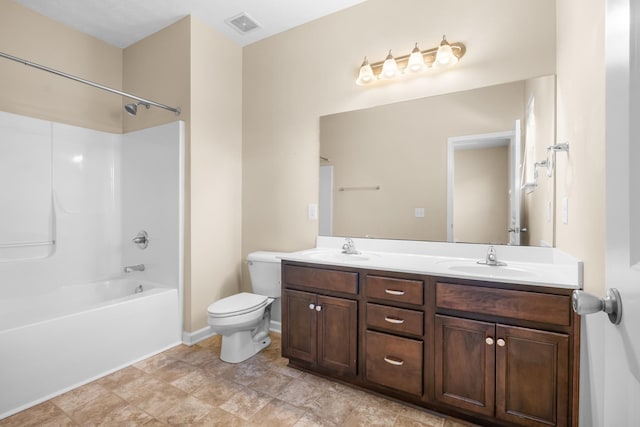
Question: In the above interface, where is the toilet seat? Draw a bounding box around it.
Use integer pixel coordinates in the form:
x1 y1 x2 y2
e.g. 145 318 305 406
207 292 269 318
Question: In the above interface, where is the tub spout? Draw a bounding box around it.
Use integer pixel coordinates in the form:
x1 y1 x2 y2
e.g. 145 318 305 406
124 264 145 273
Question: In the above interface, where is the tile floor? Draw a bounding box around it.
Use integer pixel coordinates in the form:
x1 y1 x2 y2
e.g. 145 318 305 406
0 334 479 426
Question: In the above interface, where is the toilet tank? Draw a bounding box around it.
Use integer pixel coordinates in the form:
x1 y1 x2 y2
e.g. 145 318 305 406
247 251 287 298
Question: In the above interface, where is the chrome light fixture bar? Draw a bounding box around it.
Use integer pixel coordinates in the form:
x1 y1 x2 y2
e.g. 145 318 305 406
0 51 181 115
356 35 466 86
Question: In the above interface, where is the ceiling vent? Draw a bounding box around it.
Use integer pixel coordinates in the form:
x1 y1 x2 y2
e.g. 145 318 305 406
225 13 260 34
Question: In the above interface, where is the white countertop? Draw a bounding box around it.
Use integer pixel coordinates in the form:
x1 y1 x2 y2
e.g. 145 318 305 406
281 237 583 290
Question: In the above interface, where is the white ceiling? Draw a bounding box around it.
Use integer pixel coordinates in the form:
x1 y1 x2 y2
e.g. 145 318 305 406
13 0 368 48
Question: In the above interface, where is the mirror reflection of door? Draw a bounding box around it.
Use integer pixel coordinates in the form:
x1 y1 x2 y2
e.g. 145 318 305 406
447 123 521 245
454 143 510 244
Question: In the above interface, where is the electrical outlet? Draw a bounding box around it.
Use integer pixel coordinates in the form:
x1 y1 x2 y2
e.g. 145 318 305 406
415 208 425 218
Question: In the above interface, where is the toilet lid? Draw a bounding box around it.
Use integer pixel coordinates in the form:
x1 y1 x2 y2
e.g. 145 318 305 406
207 292 270 318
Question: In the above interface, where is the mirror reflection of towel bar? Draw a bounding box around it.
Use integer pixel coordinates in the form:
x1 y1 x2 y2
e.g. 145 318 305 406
0 240 55 248
338 185 380 191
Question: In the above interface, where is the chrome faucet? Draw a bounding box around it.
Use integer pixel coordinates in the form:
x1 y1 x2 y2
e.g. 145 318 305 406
124 264 145 273
478 246 507 266
341 238 360 255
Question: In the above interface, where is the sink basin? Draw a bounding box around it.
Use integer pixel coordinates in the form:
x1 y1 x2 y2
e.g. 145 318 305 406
307 251 375 262
447 264 535 278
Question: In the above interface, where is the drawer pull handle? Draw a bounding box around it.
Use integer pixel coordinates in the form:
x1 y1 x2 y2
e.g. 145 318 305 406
384 316 405 324
497 338 506 347
383 356 405 366
385 289 405 296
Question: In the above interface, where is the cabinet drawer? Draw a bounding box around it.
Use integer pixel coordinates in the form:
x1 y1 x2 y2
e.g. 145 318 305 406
366 303 423 336
365 275 423 305
436 282 571 326
284 265 358 295
365 331 423 396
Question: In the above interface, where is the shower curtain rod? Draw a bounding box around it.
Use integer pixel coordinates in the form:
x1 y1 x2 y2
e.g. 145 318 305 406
0 51 181 115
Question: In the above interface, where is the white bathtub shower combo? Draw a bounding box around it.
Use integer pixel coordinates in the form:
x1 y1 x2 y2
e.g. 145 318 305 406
0 112 185 419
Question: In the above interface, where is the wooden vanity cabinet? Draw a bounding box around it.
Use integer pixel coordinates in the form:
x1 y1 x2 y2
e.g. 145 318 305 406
281 260 579 427
281 265 358 376
434 281 574 427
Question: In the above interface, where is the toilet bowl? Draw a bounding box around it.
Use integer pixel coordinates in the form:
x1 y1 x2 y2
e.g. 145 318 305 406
207 251 285 363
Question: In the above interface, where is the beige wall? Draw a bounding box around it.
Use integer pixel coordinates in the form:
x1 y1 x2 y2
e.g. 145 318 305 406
122 18 190 134
320 81 524 242
0 0 123 132
555 0 605 294
242 0 556 288
454 146 509 244
188 17 243 331
522 75 556 247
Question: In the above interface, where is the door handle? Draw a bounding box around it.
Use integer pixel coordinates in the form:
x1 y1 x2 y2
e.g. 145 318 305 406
572 288 622 325
507 227 527 233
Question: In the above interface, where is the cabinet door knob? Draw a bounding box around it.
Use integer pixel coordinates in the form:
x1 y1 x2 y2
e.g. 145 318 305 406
309 304 315 310
497 338 506 347
315 305 322 311
385 289 405 296
383 356 405 366
485 337 495 345
384 316 405 324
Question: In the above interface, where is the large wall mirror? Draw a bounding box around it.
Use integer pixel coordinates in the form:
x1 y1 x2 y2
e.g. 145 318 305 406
319 75 556 247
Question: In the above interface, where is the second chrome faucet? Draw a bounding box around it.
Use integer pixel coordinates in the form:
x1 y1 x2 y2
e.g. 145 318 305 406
341 238 360 255
477 246 507 266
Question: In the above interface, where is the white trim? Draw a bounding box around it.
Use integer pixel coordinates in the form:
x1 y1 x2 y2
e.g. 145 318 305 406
181 326 215 346
446 129 515 242
270 320 282 334
181 321 281 347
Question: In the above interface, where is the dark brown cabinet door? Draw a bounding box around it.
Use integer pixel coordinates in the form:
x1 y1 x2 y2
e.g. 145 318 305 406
282 289 357 376
434 315 496 417
495 325 569 427
317 295 358 376
282 289 317 364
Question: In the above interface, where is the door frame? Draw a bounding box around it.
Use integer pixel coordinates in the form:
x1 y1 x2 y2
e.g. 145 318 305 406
446 125 520 244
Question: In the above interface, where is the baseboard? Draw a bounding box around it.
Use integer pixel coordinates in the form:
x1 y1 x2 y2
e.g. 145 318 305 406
182 326 216 346
182 321 281 346
270 320 281 334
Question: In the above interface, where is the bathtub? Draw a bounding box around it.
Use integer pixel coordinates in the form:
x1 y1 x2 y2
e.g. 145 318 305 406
0 278 181 419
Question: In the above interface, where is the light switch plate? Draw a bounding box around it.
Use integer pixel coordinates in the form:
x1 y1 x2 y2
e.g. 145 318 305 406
415 208 425 218
308 203 318 220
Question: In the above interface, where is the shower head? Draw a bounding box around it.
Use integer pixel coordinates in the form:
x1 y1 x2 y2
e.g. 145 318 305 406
124 101 150 116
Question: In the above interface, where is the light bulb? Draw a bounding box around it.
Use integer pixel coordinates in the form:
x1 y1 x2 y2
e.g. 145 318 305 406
379 50 399 79
435 35 459 67
406 43 427 73
356 57 375 85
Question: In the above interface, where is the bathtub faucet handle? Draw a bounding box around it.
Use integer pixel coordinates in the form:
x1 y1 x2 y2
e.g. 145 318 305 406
124 264 145 273
132 230 149 249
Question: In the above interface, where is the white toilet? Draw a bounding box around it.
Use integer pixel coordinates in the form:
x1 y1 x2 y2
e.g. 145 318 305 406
207 251 285 363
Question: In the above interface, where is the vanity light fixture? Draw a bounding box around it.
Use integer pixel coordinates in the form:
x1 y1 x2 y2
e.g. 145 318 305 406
434 35 459 66
355 35 465 86
406 43 428 73
379 50 399 80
